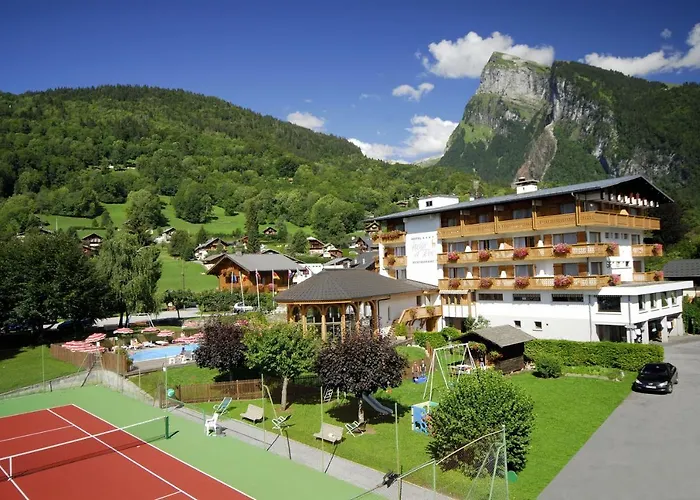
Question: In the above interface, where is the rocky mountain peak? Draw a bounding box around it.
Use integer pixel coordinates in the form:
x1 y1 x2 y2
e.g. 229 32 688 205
477 52 551 108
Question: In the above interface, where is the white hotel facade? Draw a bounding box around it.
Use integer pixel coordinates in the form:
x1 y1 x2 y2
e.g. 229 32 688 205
373 176 691 344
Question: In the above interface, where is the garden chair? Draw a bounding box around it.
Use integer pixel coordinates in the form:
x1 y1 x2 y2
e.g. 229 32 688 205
240 404 264 423
205 413 221 436
272 415 291 430
313 423 343 444
213 397 233 415
345 421 365 437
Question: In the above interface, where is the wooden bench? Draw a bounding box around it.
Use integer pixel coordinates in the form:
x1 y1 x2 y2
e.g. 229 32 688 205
313 423 344 444
240 404 264 423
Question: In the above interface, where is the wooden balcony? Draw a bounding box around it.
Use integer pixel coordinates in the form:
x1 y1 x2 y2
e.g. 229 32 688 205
632 244 663 257
384 255 407 268
437 243 615 265
437 212 659 240
398 305 442 324
633 271 663 282
374 231 406 245
439 275 612 291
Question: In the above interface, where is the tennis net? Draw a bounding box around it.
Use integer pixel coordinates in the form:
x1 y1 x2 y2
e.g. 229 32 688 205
0 415 169 480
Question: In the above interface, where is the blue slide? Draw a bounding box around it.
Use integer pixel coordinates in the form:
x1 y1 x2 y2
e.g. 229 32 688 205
362 393 393 416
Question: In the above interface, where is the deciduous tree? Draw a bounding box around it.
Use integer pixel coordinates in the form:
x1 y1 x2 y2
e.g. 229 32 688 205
172 181 213 223
193 318 247 379
162 289 195 319
124 189 166 245
288 230 308 254
168 230 195 260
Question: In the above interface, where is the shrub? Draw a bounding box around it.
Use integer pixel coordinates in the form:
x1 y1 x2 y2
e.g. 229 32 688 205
427 370 535 474
553 243 572 256
425 305 435 315
534 355 562 378
413 331 447 349
394 323 409 337
524 339 664 371
447 251 459 263
468 341 487 355
440 326 462 341
654 270 664 281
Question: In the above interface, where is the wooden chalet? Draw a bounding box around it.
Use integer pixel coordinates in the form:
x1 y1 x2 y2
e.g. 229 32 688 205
81 233 103 251
194 238 230 261
307 237 325 255
206 253 301 291
262 226 278 236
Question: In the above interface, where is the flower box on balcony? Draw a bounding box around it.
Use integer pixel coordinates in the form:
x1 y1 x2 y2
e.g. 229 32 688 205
448 278 461 289
386 255 396 266
606 242 619 256
380 230 405 241
447 251 459 263
478 250 491 261
654 271 664 281
554 275 574 288
608 274 621 286
512 247 529 259
653 243 663 256
425 306 435 316
514 276 530 288
553 243 572 256
479 277 494 289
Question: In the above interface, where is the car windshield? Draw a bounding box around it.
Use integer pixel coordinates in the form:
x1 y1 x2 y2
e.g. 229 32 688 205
641 364 667 374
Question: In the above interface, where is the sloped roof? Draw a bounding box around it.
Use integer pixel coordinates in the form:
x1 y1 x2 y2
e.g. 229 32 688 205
81 233 103 240
372 175 672 222
325 256 352 266
351 251 378 270
663 260 700 278
195 237 230 251
206 253 301 274
275 269 435 303
471 325 535 348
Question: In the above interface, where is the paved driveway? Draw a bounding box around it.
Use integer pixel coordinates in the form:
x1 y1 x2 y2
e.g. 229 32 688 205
539 337 700 500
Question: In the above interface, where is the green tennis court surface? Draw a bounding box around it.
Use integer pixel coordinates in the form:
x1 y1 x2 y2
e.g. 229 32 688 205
0 386 377 499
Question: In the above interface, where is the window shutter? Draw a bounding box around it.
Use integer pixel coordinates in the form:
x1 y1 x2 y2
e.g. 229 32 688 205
471 240 478 251
544 234 553 246
577 231 587 243
553 263 564 275
472 266 480 278
442 242 448 253
578 263 588 276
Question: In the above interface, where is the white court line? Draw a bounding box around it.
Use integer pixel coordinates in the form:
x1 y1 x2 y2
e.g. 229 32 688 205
0 462 29 500
47 409 195 500
154 492 182 500
69 404 255 499
0 425 74 444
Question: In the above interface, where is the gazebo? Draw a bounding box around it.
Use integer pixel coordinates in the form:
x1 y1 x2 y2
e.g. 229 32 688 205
468 325 536 373
274 268 438 341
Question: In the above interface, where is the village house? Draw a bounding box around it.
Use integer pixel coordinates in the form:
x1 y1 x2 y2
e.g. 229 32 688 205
194 237 230 261
350 251 379 272
80 233 103 252
262 226 278 237
349 235 378 254
322 243 344 259
154 227 176 244
206 253 301 292
364 220 380 233
307 237 325 255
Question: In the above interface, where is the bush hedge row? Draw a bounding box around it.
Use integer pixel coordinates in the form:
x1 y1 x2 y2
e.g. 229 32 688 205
413 331 448 349
524 339 663 371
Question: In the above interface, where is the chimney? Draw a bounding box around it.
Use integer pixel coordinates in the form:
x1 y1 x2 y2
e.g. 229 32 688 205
514 177 539 195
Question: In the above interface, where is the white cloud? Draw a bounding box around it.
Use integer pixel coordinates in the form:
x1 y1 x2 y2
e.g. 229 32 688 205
350 115 457 163
422 30 555 78
661 28 672 39
286 111 325 131
304 98 313 103
359 93 380 100
392 82 435 101
583 23 700 76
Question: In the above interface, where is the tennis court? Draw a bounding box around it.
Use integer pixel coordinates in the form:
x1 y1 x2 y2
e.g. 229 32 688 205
0 405 252 499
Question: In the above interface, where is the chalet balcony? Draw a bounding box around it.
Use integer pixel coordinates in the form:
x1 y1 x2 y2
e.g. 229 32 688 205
384 255 407 268
437 243 617 265
373 231 406 245
398 305 442 324
633 271 665 282
577 211 660 230
438 275 612 291
632 244 663 257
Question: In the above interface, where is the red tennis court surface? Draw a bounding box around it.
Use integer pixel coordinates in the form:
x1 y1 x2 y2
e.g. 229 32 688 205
0 405 253 499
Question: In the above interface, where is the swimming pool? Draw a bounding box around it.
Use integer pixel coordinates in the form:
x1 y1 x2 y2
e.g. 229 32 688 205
129 343 199 362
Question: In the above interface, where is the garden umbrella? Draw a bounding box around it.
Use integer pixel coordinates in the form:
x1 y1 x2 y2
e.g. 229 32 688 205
172 336 188 343
157 330 174 337
76 344 105 353
114 327 134 334
84 333 106 343
62 341 90 352
142 327 160 333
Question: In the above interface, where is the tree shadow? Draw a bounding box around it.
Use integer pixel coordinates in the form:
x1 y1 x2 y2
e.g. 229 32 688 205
326 395 411 424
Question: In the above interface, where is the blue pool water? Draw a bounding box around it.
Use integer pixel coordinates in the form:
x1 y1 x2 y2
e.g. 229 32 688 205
129 344 199 362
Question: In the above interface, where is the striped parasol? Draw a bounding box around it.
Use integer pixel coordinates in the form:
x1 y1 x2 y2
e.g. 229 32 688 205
84 333 106 343
190 332 204 341
62 341 90 352
114 327 134 334
76 344 105 353
172 336 189 343
157 330 175 337
142 327 160 333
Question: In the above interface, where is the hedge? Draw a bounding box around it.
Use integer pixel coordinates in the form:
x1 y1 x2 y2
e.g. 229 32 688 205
524 339 663 371
413 331 448 349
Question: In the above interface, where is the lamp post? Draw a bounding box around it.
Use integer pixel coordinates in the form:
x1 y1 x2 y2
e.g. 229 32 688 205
163 365 168 407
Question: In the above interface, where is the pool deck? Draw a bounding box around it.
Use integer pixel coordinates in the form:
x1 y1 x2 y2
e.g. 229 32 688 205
131 357 197 373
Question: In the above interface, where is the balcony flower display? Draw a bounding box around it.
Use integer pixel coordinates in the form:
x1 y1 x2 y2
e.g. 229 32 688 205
448 278 461 289
386 255 396 266
378 230 405 241
553 243 572 256
479 277 494 289
425 305 435 316
447 251 460 263
478 249 491 261
606 242 619 255
267 283 276 292
553 275 574 288
608 274 621 286
514 276 530 288
513 247 529 259
654 270 664 281
653 243 663 256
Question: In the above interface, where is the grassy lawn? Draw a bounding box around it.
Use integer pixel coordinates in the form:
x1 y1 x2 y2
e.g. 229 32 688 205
157 251 218 293
396 345 427 363
0 346 82 394
134 363 219 397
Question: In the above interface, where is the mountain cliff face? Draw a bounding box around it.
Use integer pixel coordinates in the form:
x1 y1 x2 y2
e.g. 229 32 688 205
439 53 700 209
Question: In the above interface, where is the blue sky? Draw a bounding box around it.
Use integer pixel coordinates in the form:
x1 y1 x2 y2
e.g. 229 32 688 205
1 0 698 162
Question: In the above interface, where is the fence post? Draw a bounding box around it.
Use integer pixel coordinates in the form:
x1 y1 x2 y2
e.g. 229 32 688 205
236 379 240 400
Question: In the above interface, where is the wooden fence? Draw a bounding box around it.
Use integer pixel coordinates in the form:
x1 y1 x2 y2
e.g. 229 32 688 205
50 344 129 375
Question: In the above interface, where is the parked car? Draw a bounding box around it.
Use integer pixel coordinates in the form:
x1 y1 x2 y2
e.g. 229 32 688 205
633 362 678 394
233 302 255 313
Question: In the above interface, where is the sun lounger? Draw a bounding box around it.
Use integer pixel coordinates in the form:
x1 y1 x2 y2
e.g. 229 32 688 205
213 397 233 415
345 421 365 436
314 423 343 444
240 404 264 423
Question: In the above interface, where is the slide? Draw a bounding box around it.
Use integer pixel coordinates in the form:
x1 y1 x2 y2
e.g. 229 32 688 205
362 393 394 416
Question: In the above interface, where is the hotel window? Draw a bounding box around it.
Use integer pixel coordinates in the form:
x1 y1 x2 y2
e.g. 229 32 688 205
513 236 535 248
614 232 619 239
395 269 407 280
584 201 601 212
512 208 533 219
514 320 522 328
562 263 579 276
534 321 543 330
553 233 578 245
559 203 575 214
638 294 646 310
515 264 534 277
448 267 466 279
589 232 601 243
650 294 657 308
478 213 492 223
447 241 467 252
598 296 621 313
478 239 499 250
513 293 541 302
552 294 584 303
443 216 459 227
590 262 603 275
631 234 641 245
394 246 406 256
478 293 504 301
480 266 499 277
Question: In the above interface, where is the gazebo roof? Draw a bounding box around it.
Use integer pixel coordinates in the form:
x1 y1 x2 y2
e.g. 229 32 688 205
470 325 535 348
275 269 436 303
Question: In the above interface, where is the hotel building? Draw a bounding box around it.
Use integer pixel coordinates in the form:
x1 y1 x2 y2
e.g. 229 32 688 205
372 176 691 344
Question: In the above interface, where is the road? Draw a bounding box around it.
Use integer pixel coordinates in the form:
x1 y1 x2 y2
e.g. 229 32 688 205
94 308 206 328
539 336 700 500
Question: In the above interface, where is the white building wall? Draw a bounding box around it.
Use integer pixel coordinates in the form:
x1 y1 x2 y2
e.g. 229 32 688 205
404 215 441 285
377 295 421 335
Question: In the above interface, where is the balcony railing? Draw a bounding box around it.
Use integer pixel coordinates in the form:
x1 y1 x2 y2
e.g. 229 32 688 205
374 231 406 245
633 271 664 282
384 255 407 268
437 211 660 240
439 275 612 291
632 244 663 257
438 243 616 265
398 305 442 324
